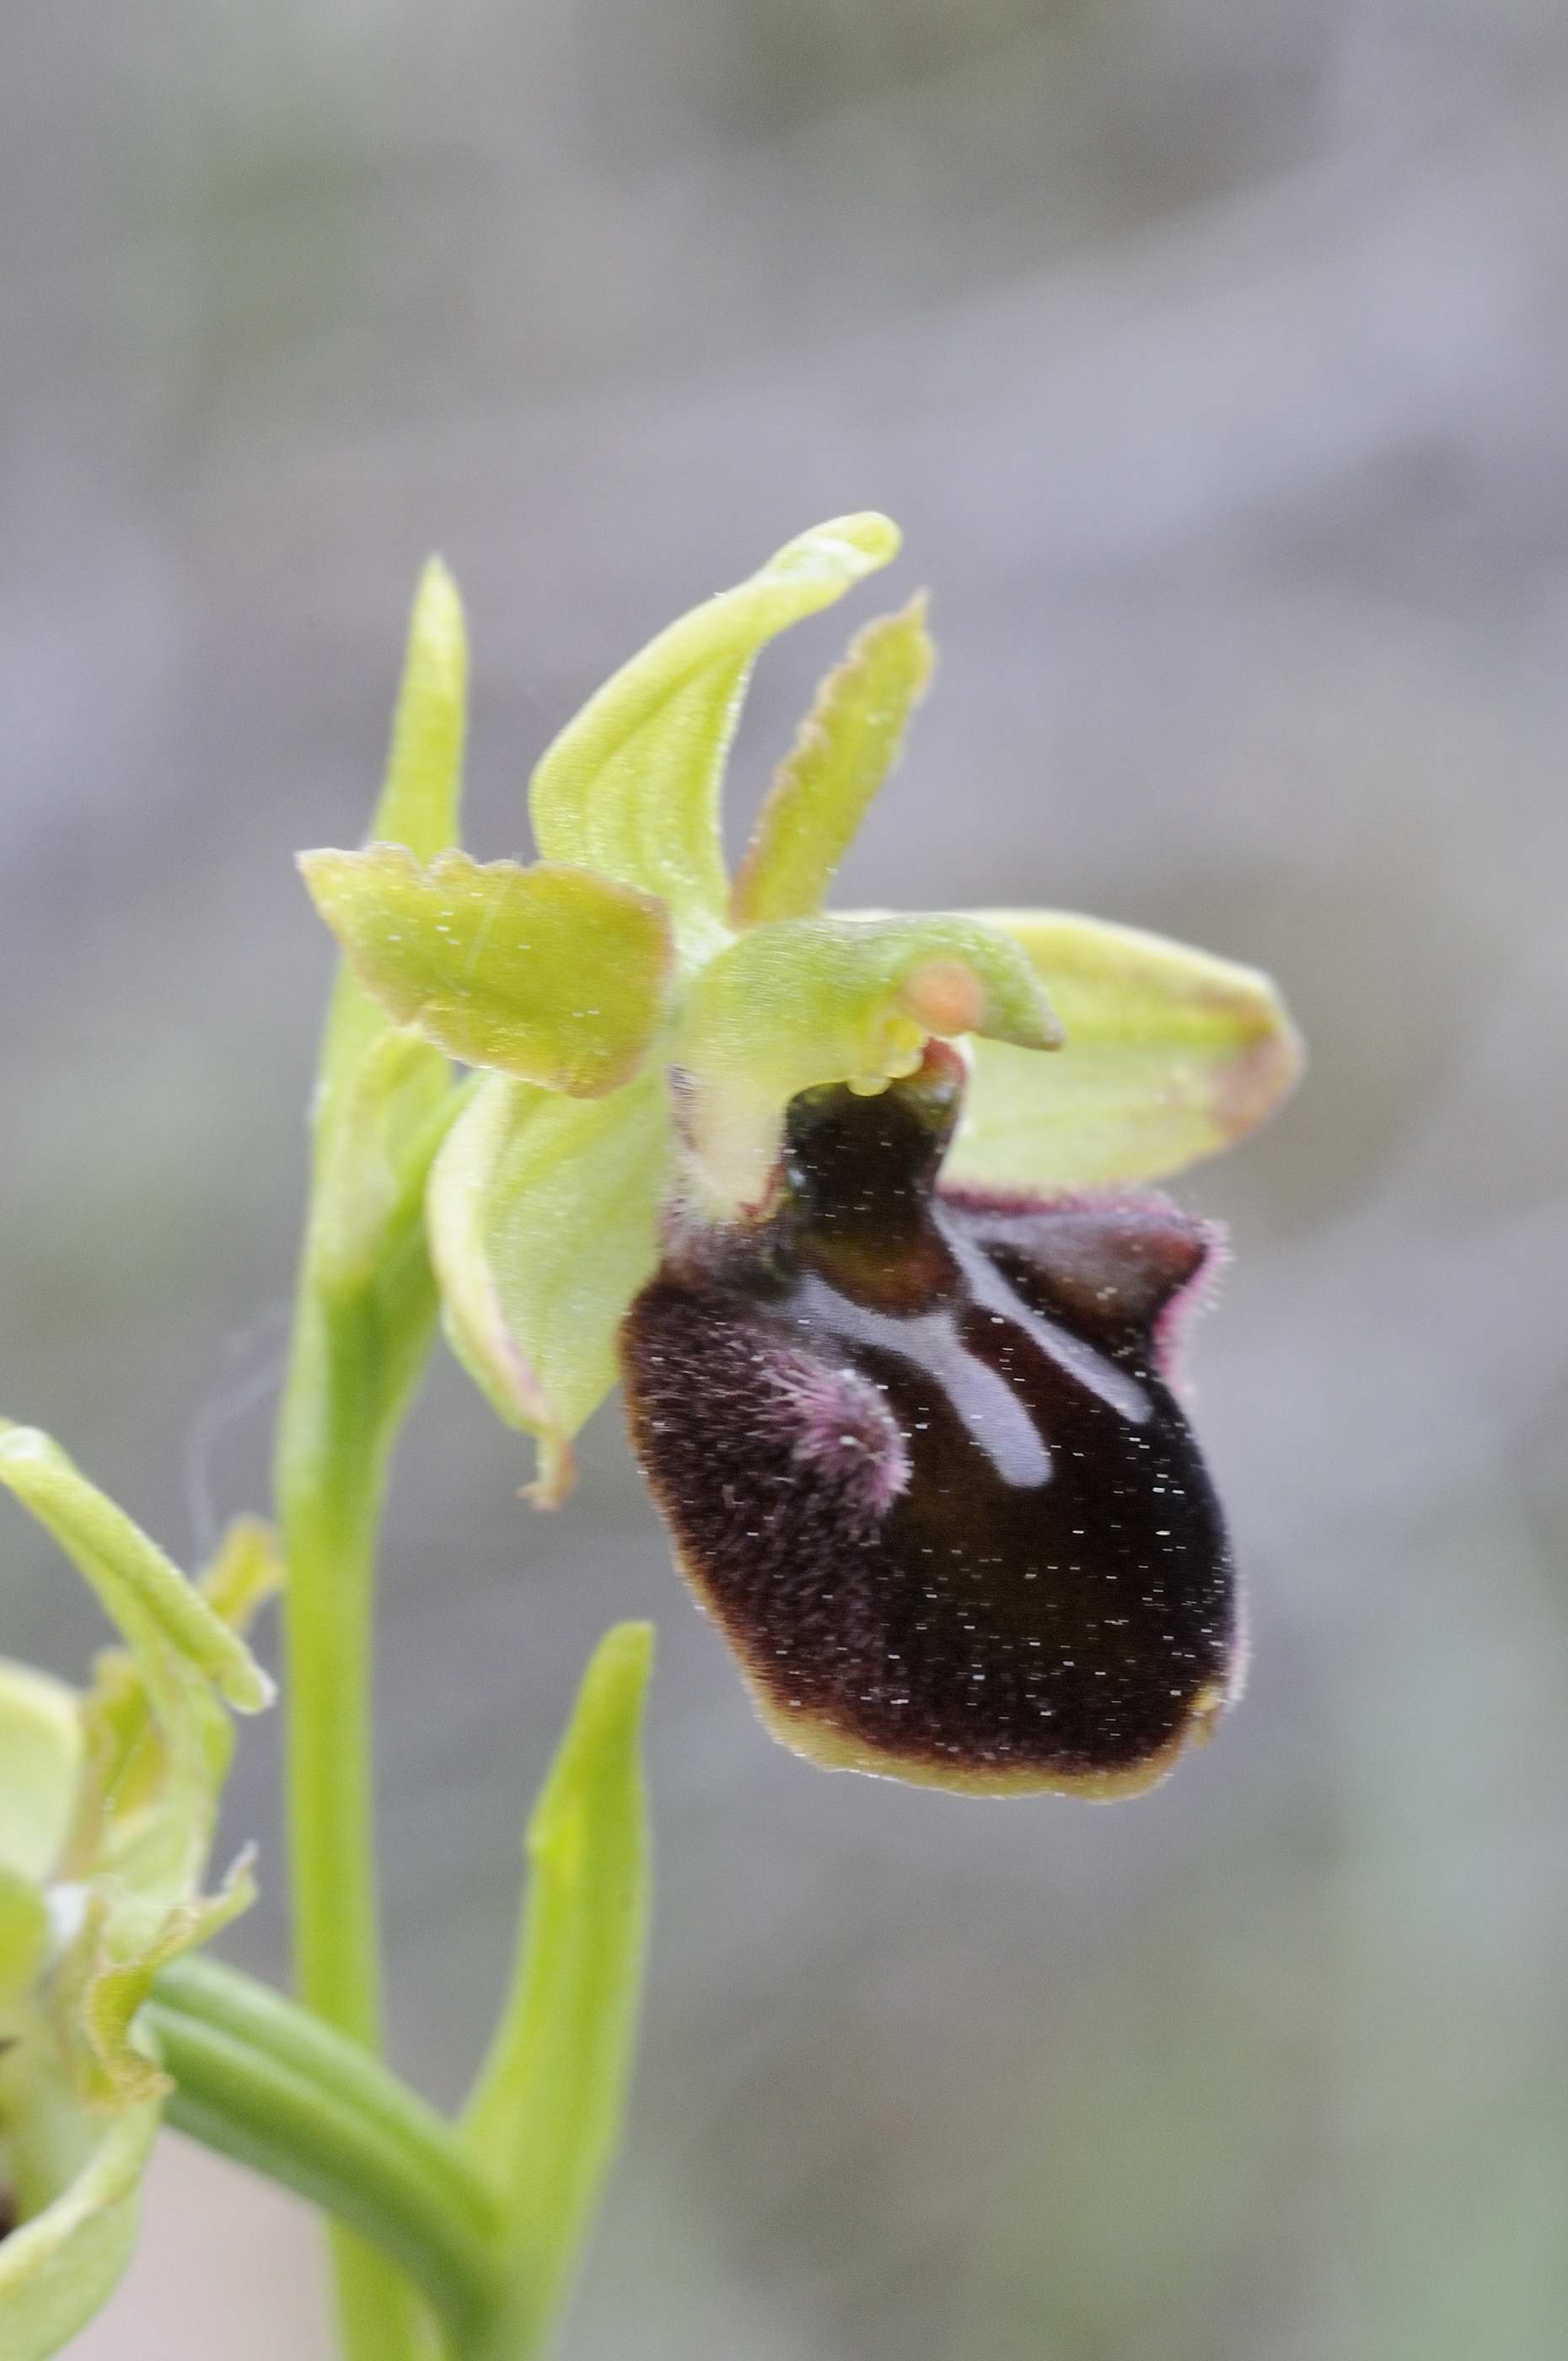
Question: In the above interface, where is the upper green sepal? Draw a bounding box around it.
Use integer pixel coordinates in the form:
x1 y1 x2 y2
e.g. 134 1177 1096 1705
671 912 1062 1213
943 909 1303 1189
529 514 901 943
299 845 674 1096
731 594 934 928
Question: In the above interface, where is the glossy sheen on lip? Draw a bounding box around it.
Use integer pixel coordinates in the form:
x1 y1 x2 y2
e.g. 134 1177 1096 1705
622 1050 1238 1796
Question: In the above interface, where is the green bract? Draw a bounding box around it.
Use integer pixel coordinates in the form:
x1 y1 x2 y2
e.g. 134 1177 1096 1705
299 515 1303 1502
0 1439 277 2360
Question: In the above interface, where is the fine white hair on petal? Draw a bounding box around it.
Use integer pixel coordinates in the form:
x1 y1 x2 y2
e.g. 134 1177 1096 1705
761 1345 911 1517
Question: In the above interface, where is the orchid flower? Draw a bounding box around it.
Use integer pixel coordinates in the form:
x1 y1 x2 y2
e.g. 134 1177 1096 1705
303 517 1301 1797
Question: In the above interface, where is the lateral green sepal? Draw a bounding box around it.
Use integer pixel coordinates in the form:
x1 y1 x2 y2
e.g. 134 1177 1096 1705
943 909 1304 1189
300 846 674 1097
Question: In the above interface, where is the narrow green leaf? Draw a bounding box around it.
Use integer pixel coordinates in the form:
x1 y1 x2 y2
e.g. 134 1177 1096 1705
376 557 468 863
427 1071 669 1504
307 1027 460 1303
731 594 934 927
301 846 674 1097
463 1623 654 2359
942 910 1304 1190
0 1426 271 1715
529 514 902 940
672 911 1061 1213
320 558 469 1107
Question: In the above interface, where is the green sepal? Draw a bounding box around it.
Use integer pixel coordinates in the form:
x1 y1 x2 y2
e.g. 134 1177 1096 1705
427 1072 669 1505
462 1622 653 2360
672 912 1062 1213
0 1665 82 1890
731 594 934 928
942 910 1304 1190
0 2088 159 2361
301 845 674 1096
0 1426 271 1716
0 1480 275 2358
529 514 901 944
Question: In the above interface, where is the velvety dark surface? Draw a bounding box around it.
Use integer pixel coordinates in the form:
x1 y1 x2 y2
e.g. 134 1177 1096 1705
624 1062 1233 1789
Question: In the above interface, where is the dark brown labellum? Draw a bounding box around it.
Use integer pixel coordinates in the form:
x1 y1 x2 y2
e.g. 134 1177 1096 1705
621 1046 1240 1797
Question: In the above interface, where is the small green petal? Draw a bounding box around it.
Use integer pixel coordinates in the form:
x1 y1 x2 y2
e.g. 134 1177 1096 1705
0 2095 158 2361
427 1071 670 1503
673 912 1061 1213
943 910 1304 1190
61 1519 282 1890
731 594 934 928
0 1427 271 1716
300 846 674 1097
196 1516 286 1633
462 1622 653 2359
75 1852 257 2108
529 514 901 944
0 1664 81 1887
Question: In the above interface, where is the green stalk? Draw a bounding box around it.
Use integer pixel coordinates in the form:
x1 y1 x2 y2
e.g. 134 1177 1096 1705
148 1957 504 2348
275 1215 441 2359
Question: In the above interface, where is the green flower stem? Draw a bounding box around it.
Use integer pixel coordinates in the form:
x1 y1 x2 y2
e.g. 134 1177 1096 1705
148 1957 505 2349
275 1264 436 2360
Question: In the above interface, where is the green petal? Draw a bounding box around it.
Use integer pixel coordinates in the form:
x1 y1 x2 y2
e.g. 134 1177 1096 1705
74 1852 257 2107
673 912 1061 1213
942 910 1304 1190
731 594 934 928
300 847 674 1097
462 1623 652 2360
427 1071 670 1504
196 1516 286 1633
320 557 469 1107
0 1664 81 1887
62 1519 282 1891
0 2094 158 2361
0 1427 271 1716
529 515 901 944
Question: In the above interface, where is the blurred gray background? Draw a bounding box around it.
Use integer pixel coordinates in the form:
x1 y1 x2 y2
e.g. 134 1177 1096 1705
6 2 1568 2353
